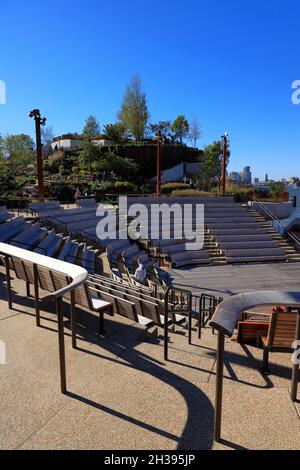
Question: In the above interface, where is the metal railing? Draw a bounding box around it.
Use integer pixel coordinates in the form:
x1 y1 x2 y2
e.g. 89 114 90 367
251 196 300 248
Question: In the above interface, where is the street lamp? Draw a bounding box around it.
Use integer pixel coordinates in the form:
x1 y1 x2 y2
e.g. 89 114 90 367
29 109 47 199
221 133 230 196
156 130 164 196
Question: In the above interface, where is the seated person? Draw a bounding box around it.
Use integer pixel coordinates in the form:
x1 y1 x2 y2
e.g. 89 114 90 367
134 261 147 285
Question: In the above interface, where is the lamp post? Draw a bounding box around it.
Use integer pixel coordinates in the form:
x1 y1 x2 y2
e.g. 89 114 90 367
156 130 164 196
29 109 47 200
221 133 229 196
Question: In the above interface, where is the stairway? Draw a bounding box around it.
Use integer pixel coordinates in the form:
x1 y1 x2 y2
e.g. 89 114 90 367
204 228 227 265
247 207 300 263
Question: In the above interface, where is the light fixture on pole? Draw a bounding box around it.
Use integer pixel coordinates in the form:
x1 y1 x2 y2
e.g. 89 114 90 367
29 109 47 200
156 130 164 196
221 133 230 196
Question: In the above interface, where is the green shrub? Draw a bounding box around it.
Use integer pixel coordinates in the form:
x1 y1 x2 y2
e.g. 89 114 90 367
161 182 190 194
114 181 137 193
171 189 214 197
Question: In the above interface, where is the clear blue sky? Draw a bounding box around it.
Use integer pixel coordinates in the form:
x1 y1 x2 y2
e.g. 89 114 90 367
1 0 299 180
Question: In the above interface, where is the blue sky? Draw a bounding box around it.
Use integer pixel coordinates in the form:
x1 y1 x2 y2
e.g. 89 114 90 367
0 0 299 180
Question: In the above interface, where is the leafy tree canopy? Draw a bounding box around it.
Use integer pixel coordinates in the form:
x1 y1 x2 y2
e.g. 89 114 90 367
0 133 35 175
82 115 101 141
171 115 190 144
103 123 126 143
95 151 139 183
118 74 149 141
149 121 172 141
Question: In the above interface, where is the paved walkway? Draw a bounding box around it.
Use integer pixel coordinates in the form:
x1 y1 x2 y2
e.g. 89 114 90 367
0 269 300 450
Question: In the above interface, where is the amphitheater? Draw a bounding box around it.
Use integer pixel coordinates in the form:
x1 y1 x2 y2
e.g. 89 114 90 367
1 195 300 450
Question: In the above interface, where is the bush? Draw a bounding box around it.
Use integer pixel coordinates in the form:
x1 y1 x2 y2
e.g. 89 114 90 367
171 189 213 197
161 182 190 194
114 181 137 193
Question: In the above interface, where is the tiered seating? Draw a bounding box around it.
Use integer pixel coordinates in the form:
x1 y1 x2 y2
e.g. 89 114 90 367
106 240 131 264
11 223 47 250
126 197 210 268
0 216 96 274
0 206 14 223
58 236 79 262
0 217 27 242
34 230 64 257
204 200 287 263
28 201 63 217
76 198 97 209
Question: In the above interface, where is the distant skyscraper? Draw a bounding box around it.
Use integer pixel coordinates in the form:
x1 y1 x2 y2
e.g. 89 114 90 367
240 166 252 185
265 174 268 183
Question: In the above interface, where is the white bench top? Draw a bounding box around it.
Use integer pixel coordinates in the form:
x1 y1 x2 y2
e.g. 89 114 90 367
0 242 89 300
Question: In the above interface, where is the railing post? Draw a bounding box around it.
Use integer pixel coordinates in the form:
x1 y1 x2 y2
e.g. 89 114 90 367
214 330 225 443
33 264 40 327
188 293 192 345
56 296 67 394
4 255 12 310
164 288 170 361
291 311 300 402
70 289 77 350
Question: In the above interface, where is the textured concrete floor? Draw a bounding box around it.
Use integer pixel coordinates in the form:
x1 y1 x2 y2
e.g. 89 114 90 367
0 269 300 450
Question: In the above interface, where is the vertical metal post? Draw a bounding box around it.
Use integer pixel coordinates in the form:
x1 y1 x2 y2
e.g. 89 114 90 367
26 281 31 298
156 130 162 197
33 264 40 327
34 113 45 200
214 330 225 442
188 294 192 345
56 297 67 394
5 255 12 310
221 135 227 196
164 288 170 361
70 289 77 350
291 312 300 402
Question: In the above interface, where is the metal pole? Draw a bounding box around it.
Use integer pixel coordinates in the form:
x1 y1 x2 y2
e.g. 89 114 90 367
33 264 40 327
291 312 300 402
5 255 12 310
70 289 77 350
164 288 170 361
156 130 162 197
35 113 45 200
221 136 227 196
56 297 67 394
214 330 225 442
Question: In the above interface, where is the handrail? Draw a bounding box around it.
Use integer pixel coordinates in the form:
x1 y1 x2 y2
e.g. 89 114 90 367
0 243 89 300
210 290 300 443
251 196 300 247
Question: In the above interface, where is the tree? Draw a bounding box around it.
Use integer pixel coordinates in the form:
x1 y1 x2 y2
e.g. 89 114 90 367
149 121 172 141
195 140 230 191
82 115 101 141
269 182 285 198
118 74 149 141
95 151 139 183
41 126 55 144
78 141 102 173
171 115 189 144
1 134 35 177
189 117 202 148
103 123 126 143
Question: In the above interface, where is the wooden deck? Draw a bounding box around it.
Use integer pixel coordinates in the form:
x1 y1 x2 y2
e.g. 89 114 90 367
170 261 300 298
